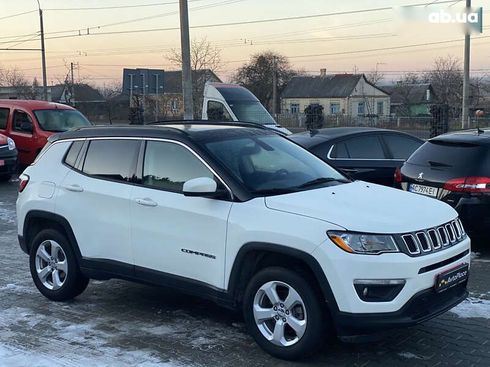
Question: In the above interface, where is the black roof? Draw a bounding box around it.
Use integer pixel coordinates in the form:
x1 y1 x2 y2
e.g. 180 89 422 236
289 127 421 147
49 121 273 143
382 84 434 105
430 129 490 146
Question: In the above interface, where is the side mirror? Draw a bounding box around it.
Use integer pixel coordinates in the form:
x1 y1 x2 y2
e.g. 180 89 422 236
183 177 218 197
20 121 33 133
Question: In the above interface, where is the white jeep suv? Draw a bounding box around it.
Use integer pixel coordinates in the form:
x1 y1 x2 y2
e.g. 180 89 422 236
17 123 471 360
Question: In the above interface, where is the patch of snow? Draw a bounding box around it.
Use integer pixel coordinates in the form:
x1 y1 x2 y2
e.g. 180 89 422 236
450 297 490 319
0 203 16 225
0 344 179 367
0 284 35 294
0 306 185 366
398 351 424 359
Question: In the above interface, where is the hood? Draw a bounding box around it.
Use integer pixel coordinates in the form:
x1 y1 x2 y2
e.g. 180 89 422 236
265 181 457 234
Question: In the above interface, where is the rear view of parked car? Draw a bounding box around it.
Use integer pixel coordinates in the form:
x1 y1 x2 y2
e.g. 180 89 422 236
0 132 17 181
397 129 490 246
290 127 423 186
0 99 92 166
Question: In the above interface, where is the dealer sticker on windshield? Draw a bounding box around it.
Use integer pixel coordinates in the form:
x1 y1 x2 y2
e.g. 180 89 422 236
435 264 469 293
409 183 438 198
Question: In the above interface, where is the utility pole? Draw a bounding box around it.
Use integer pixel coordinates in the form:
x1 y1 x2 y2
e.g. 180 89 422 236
462 0 471 129
272 56 278 116
37 0 48 101
179 0 194 119
70 62 76 107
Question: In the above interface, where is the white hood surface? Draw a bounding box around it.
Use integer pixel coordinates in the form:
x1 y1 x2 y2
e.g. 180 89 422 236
265 181 457 234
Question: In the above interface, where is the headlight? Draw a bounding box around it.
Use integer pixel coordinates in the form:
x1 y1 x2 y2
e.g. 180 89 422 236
328 231 399 255
7 137 16 151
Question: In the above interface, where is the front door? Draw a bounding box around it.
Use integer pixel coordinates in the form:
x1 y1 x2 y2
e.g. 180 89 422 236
130 140 232 289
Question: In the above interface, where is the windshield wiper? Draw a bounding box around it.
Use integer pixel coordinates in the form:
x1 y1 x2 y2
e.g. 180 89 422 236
297 177 349 189
252 187 298 196
428 160 452 168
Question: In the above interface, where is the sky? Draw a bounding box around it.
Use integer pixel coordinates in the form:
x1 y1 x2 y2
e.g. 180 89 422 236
0 0 488 87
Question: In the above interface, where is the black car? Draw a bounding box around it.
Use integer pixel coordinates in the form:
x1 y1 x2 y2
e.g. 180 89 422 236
0 133 17 181
398 129 490 246
290 127 423 186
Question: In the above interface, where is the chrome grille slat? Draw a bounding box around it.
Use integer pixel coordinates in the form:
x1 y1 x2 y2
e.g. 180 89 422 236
416 232 431 252
402 234 420 255
445 224 456 243
427 229 441 250
452 220 461 239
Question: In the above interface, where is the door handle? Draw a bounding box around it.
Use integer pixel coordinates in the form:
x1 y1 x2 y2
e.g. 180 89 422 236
341 168 359 173
135 198 158 207
63 184 84 192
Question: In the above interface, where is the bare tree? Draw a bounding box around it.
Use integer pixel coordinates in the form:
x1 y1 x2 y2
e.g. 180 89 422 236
0 67 38 99
97 82 123 124
365 68 385 86
232 51 299 112
167 37 222 117
424 56 463 114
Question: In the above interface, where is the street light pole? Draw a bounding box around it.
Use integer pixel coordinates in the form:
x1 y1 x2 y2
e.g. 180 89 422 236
462 0 471 129
179 0 194 120
37 0 48 101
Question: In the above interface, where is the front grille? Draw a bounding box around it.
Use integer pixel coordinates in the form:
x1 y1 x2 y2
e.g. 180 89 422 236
399 219 466 256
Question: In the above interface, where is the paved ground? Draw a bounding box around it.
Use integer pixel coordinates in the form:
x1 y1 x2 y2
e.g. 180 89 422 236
1 178 489 367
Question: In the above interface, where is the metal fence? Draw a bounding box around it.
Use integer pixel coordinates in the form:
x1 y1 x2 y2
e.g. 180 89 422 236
276 114 490 139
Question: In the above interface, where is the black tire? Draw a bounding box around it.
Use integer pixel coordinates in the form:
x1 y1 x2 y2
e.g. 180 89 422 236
0 174 11 182
29 229 89 301
243 267 327 360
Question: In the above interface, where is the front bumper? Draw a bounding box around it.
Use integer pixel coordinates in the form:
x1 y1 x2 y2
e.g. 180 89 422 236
335 282 468 336
0 153 18 175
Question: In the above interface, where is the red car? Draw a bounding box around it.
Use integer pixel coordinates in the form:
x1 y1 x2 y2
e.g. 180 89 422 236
0 100 92 166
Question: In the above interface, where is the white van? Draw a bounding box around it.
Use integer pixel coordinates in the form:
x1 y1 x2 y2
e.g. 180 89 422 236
202 82 291 135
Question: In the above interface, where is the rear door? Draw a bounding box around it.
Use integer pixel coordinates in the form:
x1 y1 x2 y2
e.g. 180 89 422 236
317 134 395 186
57 138 141 266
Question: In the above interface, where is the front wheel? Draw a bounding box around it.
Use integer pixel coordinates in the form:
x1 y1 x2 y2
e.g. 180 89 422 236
29 229 89 301
243 267 327 360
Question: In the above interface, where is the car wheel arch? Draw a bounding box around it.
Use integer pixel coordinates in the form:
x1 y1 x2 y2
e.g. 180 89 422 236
23 210 82 261
227 242 340 316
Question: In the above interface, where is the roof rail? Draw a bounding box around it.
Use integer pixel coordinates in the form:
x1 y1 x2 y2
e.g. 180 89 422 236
144 119 270 130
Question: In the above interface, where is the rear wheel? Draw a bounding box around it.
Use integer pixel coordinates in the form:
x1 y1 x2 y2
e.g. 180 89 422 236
29 229 89 301
243 267 327 360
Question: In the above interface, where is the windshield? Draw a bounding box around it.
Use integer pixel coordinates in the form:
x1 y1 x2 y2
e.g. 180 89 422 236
34 109 92 132
203 134 348 195
227 100 277 126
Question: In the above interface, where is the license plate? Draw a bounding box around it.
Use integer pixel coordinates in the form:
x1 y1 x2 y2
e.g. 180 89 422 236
409 183 438 197
435 263 469 293
0 160 4 167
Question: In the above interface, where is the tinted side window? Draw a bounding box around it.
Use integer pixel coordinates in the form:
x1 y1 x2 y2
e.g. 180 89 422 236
13 110 33 133
83 140 140 182
207 101 232 122
143 141 213 192
64 141 84 168
0 108 9 129
343 135 386 159
330 142 349 159
383 135 422 159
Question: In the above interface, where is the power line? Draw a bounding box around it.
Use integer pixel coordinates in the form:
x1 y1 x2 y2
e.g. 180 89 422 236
41 0 462 41
0 10 36 21
44 1 196 11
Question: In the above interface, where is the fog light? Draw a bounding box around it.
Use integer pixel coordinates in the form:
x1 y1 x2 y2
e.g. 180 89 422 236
354 279 405 302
